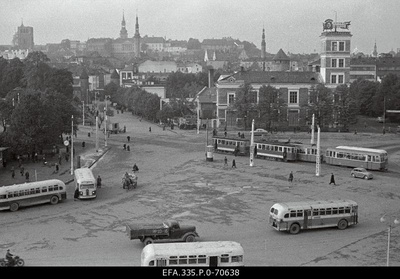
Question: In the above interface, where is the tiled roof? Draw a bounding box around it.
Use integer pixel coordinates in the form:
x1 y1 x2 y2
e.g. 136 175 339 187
226 70 322 84
273 49 290 61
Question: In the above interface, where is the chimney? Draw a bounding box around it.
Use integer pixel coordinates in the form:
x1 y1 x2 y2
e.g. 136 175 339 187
208 67 215 88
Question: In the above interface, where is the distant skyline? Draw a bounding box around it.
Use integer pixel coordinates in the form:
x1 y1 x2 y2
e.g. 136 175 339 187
1 0 400 55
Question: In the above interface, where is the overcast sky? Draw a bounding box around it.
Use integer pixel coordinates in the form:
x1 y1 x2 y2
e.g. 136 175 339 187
1 0 399 55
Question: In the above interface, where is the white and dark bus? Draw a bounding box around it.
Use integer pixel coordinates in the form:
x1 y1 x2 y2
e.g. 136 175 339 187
269 200 358 234
141 241 244 267
74 167 97 199
0 179 67 212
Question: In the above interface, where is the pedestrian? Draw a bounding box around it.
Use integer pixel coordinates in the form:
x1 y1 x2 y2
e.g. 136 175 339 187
329 173 336 185
82 141 85 148
25 171 30 182
232 159 236 168
123 144 126 150
74 188 79 201
97 175 102 188
149 127 151 132
124 126 126 133
127 145 130 151
55 163 59 173
132 163 139 172
224 156 228 166
20 165 24 176
11 167 15 179
127 135 130 142
288 171 293 183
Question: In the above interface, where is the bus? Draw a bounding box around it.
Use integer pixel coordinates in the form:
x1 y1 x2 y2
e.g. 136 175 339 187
141 241 244 267
325 146 388 171
254 140 297 161
74 167 96 199
212 136 250 156
0 179 67 212
269 200 358 234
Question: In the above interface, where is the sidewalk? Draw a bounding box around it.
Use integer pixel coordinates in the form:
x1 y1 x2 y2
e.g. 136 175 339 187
0 140 109 187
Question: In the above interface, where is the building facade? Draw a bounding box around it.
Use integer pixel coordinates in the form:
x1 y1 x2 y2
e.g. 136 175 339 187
12 22 34 50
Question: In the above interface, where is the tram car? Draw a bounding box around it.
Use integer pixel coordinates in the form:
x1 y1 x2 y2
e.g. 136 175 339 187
254 140 297 162
212 136 250 156
293 143 321 163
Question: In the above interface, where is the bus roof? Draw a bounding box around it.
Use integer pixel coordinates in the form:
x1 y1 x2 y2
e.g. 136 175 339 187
0 179 65 193
332 146 387 154
74 167 95 181
271 200 358 211
212 136 250 142
142 241 244 258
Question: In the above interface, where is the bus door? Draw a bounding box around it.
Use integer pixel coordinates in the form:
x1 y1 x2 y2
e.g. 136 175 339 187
209 256 218 267
303 210 311 229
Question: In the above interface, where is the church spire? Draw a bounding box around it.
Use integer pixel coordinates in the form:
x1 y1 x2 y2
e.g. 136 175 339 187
373 40 378 58
120 10 128 39
261 26 266 71
134 11 140 38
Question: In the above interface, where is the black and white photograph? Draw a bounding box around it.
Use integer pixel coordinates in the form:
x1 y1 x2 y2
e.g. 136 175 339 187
1 0 400 269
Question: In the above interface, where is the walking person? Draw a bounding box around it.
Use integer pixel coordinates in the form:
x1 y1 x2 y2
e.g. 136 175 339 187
20 165 24 176
224 156 228 166
11 166 15 179
74 188 79 201
288 171 294 183
25 171 30 182
329 173 336 185
97 175 102 188
232 159 236 168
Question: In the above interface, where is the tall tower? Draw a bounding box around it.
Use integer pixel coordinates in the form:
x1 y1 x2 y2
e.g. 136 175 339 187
261 27 266 71
133 13 141 58
120 11 128 39
372 40 378 58
320 19 352 88
12 21 34 50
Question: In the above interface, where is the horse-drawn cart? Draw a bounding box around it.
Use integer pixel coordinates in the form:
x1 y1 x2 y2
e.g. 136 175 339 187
122 172 138 190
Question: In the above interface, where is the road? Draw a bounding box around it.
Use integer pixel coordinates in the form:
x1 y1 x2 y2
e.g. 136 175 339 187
1 109 400 266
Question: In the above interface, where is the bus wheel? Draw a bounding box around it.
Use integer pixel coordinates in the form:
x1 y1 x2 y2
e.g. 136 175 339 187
289 223 300 234
185 235 195 242
338 219 348 230
50 195 59 205
10 202 19 212
143 237 154 246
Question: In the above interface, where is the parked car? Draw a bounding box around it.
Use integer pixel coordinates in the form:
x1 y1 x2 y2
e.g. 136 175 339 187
351 167 373 180
254 128 268 136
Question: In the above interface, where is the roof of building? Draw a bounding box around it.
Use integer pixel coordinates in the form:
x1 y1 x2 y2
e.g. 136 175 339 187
221 70 322 84
273 49 290 61
196 86 217 103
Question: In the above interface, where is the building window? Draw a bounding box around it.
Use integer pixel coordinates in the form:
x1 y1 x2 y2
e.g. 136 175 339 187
338 58 344 68
331 74 345 84
289 91 298 105
228 93 235 105
331 58 345 68
331 41 346 52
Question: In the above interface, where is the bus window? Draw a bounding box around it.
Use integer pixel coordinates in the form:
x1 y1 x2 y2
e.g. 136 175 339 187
313 209 319 216
14 191 19 197
320 209 325 216
42 186 47 192
7 193 13 198
0 195 6 199
221 254 229 263
188 255 197 264
339 207 345 214
35 188 40 194
178 256 187 264
24 189 29 195
54 185 59 191
198 255 206 264
345 207 351 213
296 210 303 217
290 210 296 218
332 208 338 214
326 208 332 215
48 186 54 192
19 190 24 196
169 256 178 265
231 256 243 262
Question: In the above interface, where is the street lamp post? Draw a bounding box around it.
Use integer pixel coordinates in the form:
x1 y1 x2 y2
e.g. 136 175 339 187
70 115 74 175
380 214 400 266
82 101 85 126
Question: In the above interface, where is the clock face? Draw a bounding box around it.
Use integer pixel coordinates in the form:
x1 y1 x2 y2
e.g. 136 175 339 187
325 21 333 29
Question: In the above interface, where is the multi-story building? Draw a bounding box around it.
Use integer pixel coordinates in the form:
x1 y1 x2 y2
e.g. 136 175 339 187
319 19 352 88
12 22 34 50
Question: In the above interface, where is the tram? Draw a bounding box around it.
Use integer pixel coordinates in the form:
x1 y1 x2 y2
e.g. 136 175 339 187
254 140 297 161
212 136 250 156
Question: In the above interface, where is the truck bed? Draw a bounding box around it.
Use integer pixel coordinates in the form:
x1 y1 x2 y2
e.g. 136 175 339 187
126 223 169 240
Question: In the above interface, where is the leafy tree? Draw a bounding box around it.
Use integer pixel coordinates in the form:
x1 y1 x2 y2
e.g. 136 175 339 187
256 85 287 129
334 84 358 130
349 78 379 117
22 51 51 90
0 58 24 97
307 84 333 127
44 68 74 98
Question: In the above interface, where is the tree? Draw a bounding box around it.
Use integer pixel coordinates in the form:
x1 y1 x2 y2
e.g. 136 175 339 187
349 78 379 117
0 58 24 97
23 51 51 90
257 85 287 129
334 84 358 130
44 68 74 98
231 83 258 129
307 84 333 127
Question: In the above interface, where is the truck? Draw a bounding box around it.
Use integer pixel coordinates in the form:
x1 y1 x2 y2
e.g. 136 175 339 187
126 220 199 245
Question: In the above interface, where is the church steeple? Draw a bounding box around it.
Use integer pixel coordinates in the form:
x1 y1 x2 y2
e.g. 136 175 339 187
133 11 141 58
120 11 128 39
134 13 140 38
261 26 266 71
373 40 378 58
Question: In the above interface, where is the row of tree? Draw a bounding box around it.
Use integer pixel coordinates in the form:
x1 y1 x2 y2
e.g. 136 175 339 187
0 52 79 156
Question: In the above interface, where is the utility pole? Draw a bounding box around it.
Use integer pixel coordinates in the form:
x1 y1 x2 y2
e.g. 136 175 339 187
316 125 321 176
70 115 74 175
250 119 255 167
311 114 315 145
